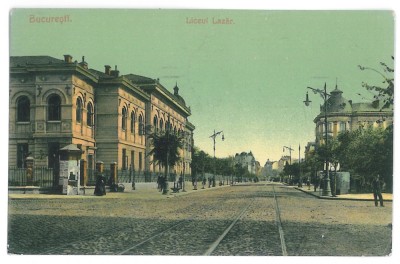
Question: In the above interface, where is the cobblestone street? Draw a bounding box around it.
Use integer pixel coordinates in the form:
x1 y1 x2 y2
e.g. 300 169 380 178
7 183 392 256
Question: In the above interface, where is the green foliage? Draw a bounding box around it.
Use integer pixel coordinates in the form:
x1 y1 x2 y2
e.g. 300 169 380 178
359 57 394 109
148 131 183 168
191 147 235 177
338 126 393 191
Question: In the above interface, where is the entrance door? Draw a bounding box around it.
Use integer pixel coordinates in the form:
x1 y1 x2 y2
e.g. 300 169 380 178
48 142 60 187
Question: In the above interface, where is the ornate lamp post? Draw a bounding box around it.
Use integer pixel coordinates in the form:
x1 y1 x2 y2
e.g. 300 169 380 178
209 130 224 187
304 83 331 196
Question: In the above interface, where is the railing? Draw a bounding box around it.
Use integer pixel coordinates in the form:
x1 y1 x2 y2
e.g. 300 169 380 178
8 166 54 187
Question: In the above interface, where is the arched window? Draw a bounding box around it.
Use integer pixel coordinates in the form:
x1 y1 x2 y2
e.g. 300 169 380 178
138 114 144 135
17 96 30 122
153 115 158 133
48 94 61 121
87 102 94 127
76 97 83 123
159 118 164 132
130 111 135 133
121 107 127 130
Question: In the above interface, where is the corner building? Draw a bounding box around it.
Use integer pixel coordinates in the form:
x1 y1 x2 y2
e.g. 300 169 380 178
9 55 195 184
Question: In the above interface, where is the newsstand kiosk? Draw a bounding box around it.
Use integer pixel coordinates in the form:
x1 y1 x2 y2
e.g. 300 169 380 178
59 144 82 195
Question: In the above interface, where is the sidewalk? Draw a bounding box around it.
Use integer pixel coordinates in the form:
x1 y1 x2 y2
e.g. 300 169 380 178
8 181 229 200
293 185 393 201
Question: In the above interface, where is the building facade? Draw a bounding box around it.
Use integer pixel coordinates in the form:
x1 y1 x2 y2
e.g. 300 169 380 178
314 86 393 145
234 151 257 174
9 54 195 183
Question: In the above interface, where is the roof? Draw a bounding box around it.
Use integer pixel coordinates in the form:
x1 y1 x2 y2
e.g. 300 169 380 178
324 86 352 113
10 56 66 67
123 74 157 85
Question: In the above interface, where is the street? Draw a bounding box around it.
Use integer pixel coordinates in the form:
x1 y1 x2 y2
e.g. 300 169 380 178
8 183 392 256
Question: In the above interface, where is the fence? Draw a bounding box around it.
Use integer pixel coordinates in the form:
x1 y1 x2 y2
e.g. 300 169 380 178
9 165 202 188
9 166 54 188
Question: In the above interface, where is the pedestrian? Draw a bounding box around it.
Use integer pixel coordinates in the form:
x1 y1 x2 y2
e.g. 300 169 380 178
157 175 161 191
372 174 384 207
94 174 106 196
307 178 311 190
202 177 206 189
314 178 319 192
178 175 183 189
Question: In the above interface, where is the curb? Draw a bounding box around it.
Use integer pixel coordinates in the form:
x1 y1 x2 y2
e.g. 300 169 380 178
294 187 393 202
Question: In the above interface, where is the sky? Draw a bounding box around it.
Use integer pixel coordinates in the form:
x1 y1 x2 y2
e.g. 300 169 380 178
7 8 395 166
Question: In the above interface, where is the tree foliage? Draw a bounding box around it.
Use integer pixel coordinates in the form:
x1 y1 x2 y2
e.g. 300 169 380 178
148 131 183 169
359 57 394 109
303 126 393 192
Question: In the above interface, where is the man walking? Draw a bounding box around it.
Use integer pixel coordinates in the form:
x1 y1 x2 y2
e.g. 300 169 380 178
372 174 384 207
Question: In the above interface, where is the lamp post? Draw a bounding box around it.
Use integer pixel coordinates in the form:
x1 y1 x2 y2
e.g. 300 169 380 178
283 146 294 184
304 83 331 196
209 130 224 187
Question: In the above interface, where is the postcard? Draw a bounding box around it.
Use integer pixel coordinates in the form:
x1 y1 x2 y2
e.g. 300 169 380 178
7 8 394 259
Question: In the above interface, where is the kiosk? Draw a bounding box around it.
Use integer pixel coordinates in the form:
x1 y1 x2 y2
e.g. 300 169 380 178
59 144 83 195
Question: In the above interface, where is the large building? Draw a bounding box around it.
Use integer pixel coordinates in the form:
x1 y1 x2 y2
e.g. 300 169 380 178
313 86 393 145
9 54 195 182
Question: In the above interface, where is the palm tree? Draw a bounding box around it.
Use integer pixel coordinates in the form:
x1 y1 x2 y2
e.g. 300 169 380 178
148 129 183 194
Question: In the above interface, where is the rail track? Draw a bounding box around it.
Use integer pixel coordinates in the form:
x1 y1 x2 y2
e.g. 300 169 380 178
30 184 288 255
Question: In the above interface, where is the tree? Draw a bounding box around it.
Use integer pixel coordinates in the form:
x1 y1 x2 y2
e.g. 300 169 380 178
359 57 394 109
336 126 393 192
191 147 211 179
148 130 183 194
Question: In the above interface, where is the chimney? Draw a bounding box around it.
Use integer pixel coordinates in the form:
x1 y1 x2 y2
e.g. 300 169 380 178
110 65 119 77
63 54 73 63
104 65 111 75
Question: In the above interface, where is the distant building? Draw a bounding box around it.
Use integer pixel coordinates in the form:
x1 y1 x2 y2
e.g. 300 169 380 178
276 155 290 172
234 151 257 174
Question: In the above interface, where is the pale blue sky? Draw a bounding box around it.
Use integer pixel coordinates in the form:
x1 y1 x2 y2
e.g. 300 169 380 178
9 9 394 164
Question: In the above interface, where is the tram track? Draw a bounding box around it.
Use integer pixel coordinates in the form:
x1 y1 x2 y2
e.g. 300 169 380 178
21 184 288 255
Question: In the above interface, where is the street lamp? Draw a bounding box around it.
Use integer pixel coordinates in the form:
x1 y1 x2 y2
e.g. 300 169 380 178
209 130 224 187
304 83 331 196
283 146 294 184
283 146 293 165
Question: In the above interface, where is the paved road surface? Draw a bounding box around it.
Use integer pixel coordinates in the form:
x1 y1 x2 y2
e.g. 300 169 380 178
7 183 392 256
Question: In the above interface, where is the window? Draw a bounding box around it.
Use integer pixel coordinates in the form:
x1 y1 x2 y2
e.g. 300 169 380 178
340 122 346 132
153 116 158 133
121 107 127 130
87 102 94 127
76 97 83 123
130 151 135 170
17 96 30 122
17 143 29 168
159 119 164 132
48 94 61 121
138 114 144 135
130 111 135 133
139 152 143 171
48 142 60 169
122 149 127 170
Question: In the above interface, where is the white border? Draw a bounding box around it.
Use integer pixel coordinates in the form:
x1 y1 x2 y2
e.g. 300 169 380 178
1 1 399 264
